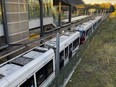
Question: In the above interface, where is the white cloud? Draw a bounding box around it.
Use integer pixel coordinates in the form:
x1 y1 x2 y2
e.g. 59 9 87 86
82 0 116 4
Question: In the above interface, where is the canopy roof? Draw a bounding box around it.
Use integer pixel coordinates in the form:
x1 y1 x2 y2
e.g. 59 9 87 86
53 0 84 6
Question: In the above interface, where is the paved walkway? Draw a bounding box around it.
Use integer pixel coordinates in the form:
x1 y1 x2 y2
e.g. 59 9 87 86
66 17 116 87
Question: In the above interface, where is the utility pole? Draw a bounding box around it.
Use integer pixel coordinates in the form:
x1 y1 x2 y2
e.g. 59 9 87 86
55 32 60 75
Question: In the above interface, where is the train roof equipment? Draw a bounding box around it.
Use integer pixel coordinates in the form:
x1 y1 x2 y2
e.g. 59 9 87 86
75 16 102 31
45 31 80 52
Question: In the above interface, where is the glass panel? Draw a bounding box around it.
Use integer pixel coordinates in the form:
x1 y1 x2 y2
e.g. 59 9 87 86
69 44 72 59
71 7 77 18
36 60 53 87
46 60 53 77
0 1 6 47
61 6 69 25
60 51 64 69
43 0 53 17
73 40 76 50
86 28 92 36
20 76 35 87
73 38 79 50
65 47 68 58
28 0 40 19
76 38 79 47
0 3 2 24
36 67 46 87
60 50 64 60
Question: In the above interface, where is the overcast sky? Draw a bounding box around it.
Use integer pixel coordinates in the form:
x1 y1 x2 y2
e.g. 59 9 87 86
83 0 116 4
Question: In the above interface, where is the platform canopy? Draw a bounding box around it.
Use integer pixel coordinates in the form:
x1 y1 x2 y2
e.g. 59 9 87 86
53 0 84 6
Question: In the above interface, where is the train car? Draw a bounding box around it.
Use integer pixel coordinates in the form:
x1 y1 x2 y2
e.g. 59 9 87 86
45 31 80 69
92 16 102 30
0 47 55 87
75 16 102 44
75 23 92 44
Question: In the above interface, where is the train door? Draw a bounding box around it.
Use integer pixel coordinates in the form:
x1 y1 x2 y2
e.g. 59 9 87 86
69 44 73 59
60 51 64 69
72 38 80 56
80 31 86 44
64 46 69 66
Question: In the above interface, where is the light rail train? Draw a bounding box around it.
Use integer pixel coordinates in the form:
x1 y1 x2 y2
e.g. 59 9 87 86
0 15 103 87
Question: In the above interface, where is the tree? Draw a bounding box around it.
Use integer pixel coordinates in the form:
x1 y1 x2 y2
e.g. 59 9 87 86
109 5 115 13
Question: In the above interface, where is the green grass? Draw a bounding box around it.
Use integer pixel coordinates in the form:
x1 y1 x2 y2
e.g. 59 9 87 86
66 17 116 87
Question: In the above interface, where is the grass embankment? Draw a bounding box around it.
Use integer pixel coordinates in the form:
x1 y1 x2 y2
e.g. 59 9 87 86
66 17 116 87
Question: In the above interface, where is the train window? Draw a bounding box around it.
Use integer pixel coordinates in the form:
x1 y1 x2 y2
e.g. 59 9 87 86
65 47 68 58
20 76 35 87
69 44 72 59
73 40 76 50
86 28 91 36
46 60 53 77
76 38 79 46
60 51 64 60
73 38 79 50
60 51 64 69
36 67 46 86
69 44 72 51
36 60 53 87
81 31 86 38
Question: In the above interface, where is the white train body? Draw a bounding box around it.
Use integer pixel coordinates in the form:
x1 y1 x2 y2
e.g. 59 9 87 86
75 16 102 44
0 47 55 87
0 15 103 87
45 31 80 68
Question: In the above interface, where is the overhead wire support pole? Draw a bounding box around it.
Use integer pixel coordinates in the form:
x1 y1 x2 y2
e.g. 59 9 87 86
39 0 44 37
2 0 9 45
69 5 72 23
55 0 61 75
58 0 61 26
55 32 60 75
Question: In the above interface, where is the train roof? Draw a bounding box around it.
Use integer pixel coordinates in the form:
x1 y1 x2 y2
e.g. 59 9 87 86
45 31 80 51
62 15 88 23
75 16 102 31
86 16 102 25
75 23 92 31
0 47 54 86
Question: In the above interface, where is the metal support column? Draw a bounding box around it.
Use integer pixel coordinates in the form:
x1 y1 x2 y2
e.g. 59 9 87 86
39 0 44 37
69 5 72 23
1 0 9 45
58 0 61 26
55 32 60 75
